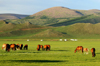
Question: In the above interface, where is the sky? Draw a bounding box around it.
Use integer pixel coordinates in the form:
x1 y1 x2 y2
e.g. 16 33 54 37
0 0 100 15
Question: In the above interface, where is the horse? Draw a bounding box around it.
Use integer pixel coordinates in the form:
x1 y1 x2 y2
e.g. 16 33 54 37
83 48 89 54
44 45 50 51
2 44 10 52
20 44 23 50
74 46 83 53
16 44 20 50
91 48 96 57
10 44 16 50
24 44 28 50
37 44 43 51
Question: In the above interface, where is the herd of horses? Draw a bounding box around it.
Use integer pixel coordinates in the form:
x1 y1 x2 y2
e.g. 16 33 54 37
2 44 95 57
37 44 50 51
74 46 96 57
2 43 28 52
2 44 50 52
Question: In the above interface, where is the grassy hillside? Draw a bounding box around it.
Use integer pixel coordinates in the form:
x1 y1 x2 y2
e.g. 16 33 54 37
1 20 100 39
0 20 47 38
49 14 100 26
53 23 100 39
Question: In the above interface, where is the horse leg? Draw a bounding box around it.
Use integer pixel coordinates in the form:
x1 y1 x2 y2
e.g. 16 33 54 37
92 52 95 57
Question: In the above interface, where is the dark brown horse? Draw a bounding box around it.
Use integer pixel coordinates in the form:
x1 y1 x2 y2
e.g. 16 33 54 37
44 45 50 51
91 48 96 57
37 44 43 51
2 44 10 52
16 44 23 50
24 44 28 50
20 44 23 50
74 46 83 53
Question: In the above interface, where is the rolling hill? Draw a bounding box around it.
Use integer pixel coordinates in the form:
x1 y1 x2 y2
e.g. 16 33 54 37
0 14 29 20
1 20 100 39
30 7 83 18
1 6 100 39
4 7 100 26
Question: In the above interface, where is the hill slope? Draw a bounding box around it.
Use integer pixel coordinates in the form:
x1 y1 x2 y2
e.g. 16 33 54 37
49 14 100 26
53 23 100 38
1 20 100 39
0 14 29 20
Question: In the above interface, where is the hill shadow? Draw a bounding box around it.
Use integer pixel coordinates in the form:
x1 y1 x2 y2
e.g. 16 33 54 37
5 60 65 63
49 15 93 27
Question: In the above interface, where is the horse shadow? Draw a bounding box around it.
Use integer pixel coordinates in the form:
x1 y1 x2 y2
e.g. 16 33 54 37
95 53 99 54
4 60 65 63
51 50 70 51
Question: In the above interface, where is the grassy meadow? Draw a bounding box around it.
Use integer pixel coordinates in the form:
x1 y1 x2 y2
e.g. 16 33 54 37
0 39 100 66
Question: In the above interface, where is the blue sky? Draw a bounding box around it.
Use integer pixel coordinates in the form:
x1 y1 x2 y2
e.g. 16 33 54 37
0 0 100 15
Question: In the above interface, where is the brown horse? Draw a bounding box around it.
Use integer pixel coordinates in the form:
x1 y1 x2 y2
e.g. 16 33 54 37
37 44 43 51
10 44 16 50
83 48 89 54
24 44 28 50
16 44 23 50
74 46 83 53
91 48 96 57
16 44 20 50
44 45 50 51
2 44 10 52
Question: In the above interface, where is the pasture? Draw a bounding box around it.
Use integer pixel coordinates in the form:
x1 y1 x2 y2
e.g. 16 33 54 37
0 39 100 66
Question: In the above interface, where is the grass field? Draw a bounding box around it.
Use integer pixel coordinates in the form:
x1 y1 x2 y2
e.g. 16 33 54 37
0 39 100 66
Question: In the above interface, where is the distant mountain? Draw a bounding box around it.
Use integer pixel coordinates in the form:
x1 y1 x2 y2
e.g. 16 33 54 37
29 7 83 18
29 7 100 19
0 14 29 20
3 6 100 26
76 9 100 15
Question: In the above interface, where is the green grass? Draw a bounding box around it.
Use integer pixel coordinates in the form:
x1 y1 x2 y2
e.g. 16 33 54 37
0 39 100 66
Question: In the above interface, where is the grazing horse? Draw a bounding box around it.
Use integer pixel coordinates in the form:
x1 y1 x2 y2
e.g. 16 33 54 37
20 44 23 50
91 48 96 57
74 46 83 53
10 44 16 50
24 44 28 50
2 44 10 52
37 44 43 51
44 45 50 51
83 48 89 54
16 44 20 50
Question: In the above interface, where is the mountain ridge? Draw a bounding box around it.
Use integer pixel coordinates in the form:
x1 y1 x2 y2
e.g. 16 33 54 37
0 14 29 20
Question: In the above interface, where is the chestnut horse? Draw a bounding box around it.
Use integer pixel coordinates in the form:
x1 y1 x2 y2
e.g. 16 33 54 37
91 48 96 57
37 44 43 51
44 45 50 51
24 44 28 50
83 48 89 54
74 46 83 53
10 44 16 50
2 44 10 52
